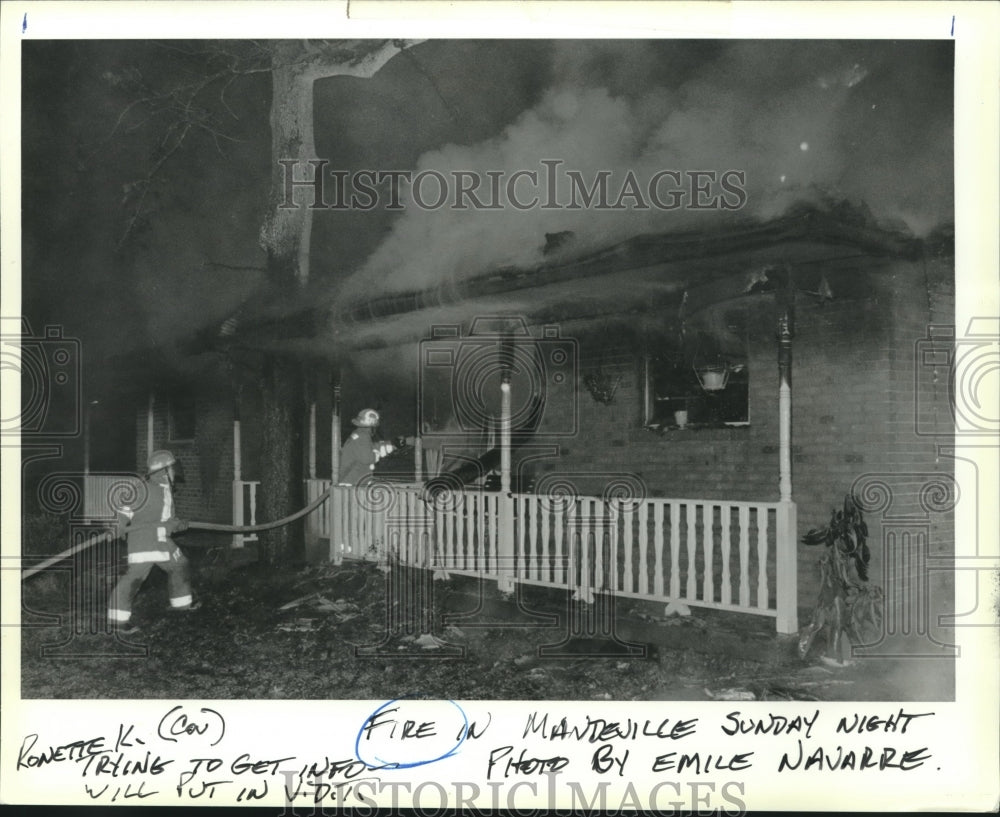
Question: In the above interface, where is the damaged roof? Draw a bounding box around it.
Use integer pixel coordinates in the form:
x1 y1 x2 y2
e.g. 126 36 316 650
218 207 942 361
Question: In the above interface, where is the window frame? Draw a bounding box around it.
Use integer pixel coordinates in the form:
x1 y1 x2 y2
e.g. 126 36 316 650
642 352 750 430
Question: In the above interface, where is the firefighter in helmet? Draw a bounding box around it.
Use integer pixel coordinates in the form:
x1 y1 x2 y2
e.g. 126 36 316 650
107 449 197 634
338 408 395 485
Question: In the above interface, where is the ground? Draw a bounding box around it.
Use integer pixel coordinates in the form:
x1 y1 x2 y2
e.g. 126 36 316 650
19 534 954 701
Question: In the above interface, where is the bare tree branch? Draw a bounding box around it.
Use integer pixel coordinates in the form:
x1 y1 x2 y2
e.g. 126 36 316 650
105 43 275 245
112 39 422 249
116 121 191 249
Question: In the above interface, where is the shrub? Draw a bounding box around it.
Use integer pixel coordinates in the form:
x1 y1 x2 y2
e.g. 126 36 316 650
798 494 884 664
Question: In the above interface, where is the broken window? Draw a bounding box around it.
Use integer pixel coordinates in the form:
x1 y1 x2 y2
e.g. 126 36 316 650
643 321 750 429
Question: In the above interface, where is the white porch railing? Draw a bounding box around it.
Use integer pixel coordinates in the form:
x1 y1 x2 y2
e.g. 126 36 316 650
309 482 797 633
232 480 260 548
510 495 784 616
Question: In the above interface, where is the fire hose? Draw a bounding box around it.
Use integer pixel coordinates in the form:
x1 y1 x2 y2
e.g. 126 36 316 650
20 487 333 581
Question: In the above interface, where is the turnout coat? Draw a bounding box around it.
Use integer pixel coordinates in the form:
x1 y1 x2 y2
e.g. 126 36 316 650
117 478 185 563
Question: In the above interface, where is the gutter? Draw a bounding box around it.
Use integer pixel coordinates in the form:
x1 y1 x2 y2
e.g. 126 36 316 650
220 209 926 356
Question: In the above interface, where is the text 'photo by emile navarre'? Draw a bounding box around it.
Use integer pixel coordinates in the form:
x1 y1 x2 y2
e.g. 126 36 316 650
17 38 958 702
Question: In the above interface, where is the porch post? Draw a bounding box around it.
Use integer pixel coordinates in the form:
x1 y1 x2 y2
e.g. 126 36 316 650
778 314 793 503
82 399 93 522
500 374 511 494
233 420 242 480
304 389 319 557
331 376 341 483
330 374 342 563
497 369 516 592
232 396 244 549
145 392 155 459
83 400 92 477
308 401 317 479
414 436 423 483
776 312 798 633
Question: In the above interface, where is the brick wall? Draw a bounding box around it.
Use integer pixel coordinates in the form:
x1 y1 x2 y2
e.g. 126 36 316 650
525 253 955 625
135 384 252 525
872 254 955 652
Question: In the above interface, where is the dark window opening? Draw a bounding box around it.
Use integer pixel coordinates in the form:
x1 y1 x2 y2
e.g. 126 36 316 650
168 393 196 441
643 327 750 429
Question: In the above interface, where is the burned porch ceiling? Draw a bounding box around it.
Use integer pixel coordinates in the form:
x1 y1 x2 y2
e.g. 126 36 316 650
228 209 925 360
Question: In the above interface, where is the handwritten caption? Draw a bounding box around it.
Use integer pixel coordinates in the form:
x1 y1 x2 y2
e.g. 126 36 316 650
15 702 936 805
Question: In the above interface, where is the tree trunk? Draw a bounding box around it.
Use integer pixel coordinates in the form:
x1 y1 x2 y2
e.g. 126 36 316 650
255 40 417 564
258 351 305 564
259 39 418 286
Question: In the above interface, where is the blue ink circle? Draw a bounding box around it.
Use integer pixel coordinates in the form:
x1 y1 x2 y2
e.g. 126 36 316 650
355 698 468 770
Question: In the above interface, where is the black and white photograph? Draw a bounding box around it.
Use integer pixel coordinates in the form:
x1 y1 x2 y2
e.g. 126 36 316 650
3 2 998 812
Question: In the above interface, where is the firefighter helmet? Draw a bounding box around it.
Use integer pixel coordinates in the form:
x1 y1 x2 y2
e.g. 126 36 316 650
147 449 177 475
351 408 380 427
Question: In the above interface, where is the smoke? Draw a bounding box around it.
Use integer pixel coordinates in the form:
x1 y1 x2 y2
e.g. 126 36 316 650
343 40 952 299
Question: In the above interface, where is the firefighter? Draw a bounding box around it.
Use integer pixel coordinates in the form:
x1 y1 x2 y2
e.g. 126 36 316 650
337 408 396 558
107 449 197 634
338 408 394 485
